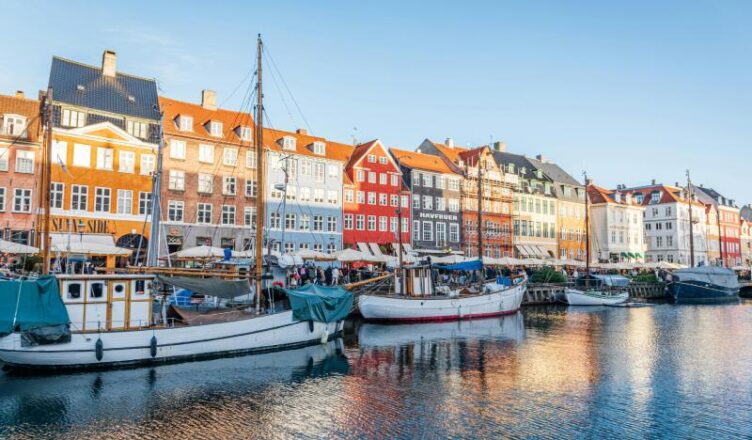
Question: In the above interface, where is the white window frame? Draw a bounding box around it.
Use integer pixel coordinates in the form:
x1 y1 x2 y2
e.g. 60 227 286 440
119 151 136 173
117 189 133 214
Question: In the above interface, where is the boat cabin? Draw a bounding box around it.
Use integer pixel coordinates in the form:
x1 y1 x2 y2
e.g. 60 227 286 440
58 274 155 332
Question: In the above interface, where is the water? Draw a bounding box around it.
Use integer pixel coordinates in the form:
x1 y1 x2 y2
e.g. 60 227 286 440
2 302 752 439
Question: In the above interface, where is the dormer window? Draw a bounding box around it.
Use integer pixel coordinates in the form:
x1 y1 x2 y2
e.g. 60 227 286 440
536 169 543 179
634 193 644 204
177 115 193 131
1 114 27 137
650 191 660 204
61 108 85 128
312 141 326 155
76 84 86 92
237 126 252 141
282 136 296 151
507 163 515 173
208 121 223 137
520 167 527 175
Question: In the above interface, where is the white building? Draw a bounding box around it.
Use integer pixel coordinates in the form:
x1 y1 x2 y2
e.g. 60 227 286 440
587 183 645 263
621 184 708 266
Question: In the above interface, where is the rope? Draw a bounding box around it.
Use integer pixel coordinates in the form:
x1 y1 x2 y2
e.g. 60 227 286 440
10 279 24 329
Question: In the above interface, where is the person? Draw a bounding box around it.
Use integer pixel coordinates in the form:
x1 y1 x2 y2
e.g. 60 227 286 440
573 268 579 279
324 266 333 285
332 266 340 285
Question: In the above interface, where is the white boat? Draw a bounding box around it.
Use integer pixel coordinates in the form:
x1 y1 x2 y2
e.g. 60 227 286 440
564 288 629 306
359 267 527 322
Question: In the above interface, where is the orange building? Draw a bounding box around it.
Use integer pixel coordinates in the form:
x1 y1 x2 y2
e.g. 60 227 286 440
44 51 161 267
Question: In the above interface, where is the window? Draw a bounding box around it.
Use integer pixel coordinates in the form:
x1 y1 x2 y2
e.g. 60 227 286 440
448 178 460 191
140 154 155 175
448 198 459 212
356 215 365 230
313 215 323 231
62 108 85 127
198 173 213 194
436 223 446 244
244 207 256 228
283 213 296 229
196 236 212 247
177 115 193 131
222 205 236 225
282 137 296 150
170 140 186 159
12 189 31 213
422 221 434 241
223 148 238 166
667 236 673 247
436 197 446 211
650 191 660 204
246 151 257 169
367 215 376 231
50 183 63 209
314 162 325 182
169 170 185 190
299 214 310 230
344 190 354 203
223 176 237 195
422 174 432 187
327 216 337 232
401 195 409 208
117 190 133 214
197 203 213 224
379 193 387 206
312 141 326 155
422 195 433 210
2 114 27 136
238 126 252 141
209 121 223 137
379 156 387 165
344 214 353 230
15 150 34 173
327 243 336 254
313 243 322 253
126 120 147 138
391 175 398 186
357 191 365 204
367 192 376 205
119 151 135 173
327 190 338 205
390 217 397 232
51 141 67 166
449 223 459 242
414 220 420 238
379 216 387 231
198 144 215 163
367 154 376 163
379 173 387 185
391 195 399 207
71 185 88 210
245 180 257 197
94 187 111 212
327 165 338 178
413 196 420 209
139 192 152 215
402 217 409 233
357 169 365 182
72 144 91 167
368 172 376 183
313 189 324 203
168 200 184 221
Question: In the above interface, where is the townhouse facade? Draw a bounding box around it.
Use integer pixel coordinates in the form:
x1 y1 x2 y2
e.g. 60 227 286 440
741 219 752 267
621 183 708 266
693 185 741 267
46 51 161 266
0 92 42 245
587 183 645 262
492 149 557 259
390 148 462 254
528 156 586 261
158 91 255 255
264 127 352 254
342 140 410 255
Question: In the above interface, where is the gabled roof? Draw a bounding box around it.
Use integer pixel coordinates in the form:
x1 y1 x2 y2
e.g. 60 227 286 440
422 138 469 163
346 139 379 169
692 185 738 208
160 96 253 145
263 127 353 163
527 158 581 186
588 184 641 206
390 147 457 175
0 94 42 143
49 56 160 121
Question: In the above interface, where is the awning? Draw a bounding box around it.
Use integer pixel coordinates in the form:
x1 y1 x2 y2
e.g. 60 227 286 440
170 245 227 259
516 244 530 257
50 233 132 256
438 259 483 271
357 242 372 255
620 252 629 258
368 243 383 257
157 275 251 299
0 239 39 254
627 252 636 258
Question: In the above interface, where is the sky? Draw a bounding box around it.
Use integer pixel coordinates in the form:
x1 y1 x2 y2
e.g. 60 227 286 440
3 0 750 204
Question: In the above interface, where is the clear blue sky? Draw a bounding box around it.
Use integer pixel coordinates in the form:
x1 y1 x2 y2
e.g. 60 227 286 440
3 1 750 203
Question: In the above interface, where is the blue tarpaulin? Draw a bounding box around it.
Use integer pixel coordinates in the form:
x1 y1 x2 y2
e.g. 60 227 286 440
0 276 71 344
438 259 483 271
285 284 353 323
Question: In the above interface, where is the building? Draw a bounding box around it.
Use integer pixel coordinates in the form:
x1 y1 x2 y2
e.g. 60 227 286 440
692 185 741 267
264 127 353 254
0 92 42 245
418 139 516 258
491 148 557 260
342 139 410 255
389 148 462 254
620 183 708 266
46 51 161 266
528 155 586 261
740 219 752 267
586 182 645 262
158 91 255 254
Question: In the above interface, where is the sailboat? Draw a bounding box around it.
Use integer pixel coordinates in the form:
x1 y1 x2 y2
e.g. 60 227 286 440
668 171 740 303
358 154 527 322
564 173 629 306
0 36 353 371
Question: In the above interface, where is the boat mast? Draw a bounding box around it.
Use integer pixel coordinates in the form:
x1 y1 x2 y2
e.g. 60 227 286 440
395 158 405 295
40 87 53 275
686 170 695 268
254 35 266 313
146 113 165 267
477 155 484 290
583 172 590 288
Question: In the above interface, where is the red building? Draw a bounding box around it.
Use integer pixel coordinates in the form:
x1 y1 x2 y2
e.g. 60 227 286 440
694 186 741 267
342 139 410 255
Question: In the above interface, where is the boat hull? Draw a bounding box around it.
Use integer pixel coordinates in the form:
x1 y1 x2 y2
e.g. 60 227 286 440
565 288 629 306
669 281 740 303
358 282 526 322
0 311 344 371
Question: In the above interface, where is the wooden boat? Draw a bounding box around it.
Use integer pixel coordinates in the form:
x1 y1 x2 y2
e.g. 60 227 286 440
564 288 628 306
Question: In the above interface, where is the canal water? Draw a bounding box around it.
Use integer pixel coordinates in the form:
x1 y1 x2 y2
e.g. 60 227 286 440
2 302 751 439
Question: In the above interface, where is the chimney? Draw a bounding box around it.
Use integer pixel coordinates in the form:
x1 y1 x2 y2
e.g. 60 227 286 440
102 50 117 77
536 154 545 162
296 128 307 135
651 179 656 185
201 89 217 111
445 138 454 148
14 90 24 99
492 141 506 152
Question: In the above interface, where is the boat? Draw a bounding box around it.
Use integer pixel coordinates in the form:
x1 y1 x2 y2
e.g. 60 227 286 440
358 156 527 322
667 172 740 303
564 172 630 306
0 36 353 371
668 266 740 303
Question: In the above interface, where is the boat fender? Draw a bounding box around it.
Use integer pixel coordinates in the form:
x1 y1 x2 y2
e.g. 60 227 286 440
320 329 328 344
308 320 314 332
150 336 158 358
95 338 104 362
